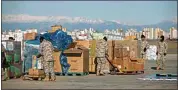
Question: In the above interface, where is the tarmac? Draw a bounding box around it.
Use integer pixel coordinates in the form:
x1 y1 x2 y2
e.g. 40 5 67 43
2 54 177 89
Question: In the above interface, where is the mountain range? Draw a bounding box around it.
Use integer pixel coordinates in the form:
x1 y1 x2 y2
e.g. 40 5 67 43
2 14 177 32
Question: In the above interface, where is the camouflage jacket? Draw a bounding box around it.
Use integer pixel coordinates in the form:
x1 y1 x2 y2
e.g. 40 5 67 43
1 44 6 52
39 40 54 61
96 39 108 57
141 40 149 54
157 41 168 54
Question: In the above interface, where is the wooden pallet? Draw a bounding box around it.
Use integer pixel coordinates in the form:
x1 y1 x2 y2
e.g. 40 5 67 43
117 70 144 75
55 72 89 76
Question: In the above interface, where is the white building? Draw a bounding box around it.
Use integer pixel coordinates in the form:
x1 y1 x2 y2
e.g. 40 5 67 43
172 29 177 39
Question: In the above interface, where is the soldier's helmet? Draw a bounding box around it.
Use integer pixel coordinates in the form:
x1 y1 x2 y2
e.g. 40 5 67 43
103 36 107 41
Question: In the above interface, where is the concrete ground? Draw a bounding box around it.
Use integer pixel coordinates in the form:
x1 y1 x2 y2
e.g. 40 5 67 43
2 54 177 89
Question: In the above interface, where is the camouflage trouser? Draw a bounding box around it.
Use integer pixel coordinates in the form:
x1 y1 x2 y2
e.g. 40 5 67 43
96 57 106 74
140 53 146 60
156 54 166 69
43 61 55 78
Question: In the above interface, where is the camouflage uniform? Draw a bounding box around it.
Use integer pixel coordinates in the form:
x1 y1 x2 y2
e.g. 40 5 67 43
39 39 55 78
140 40 149 59
156 41 168 69
96 39 108 74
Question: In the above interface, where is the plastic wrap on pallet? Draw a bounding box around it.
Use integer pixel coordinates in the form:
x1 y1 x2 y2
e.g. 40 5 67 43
50 30 73 74
146 45 157 60
23 43 39 73
60 52 70 74
50 30 73 51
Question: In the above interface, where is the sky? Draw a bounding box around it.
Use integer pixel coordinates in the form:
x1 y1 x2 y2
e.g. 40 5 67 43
2 1 177 25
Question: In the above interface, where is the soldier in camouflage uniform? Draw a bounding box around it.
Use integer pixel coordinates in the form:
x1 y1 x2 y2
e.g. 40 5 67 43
96 37 108 76
1 44 8 81
156 35 168 70
37 37 55 81
140 35 149 60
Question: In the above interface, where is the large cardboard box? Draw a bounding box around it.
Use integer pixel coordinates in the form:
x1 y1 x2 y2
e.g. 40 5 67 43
107 40 114 47
89 57 96 65
112 57 142 71
108 46 114 60
24 32 37 40
28 69 45 76
112 57 129 69
89 64 96 73
133 62 144 71
114 40 139 58
53 46 89 73
65 47 89 73
114 48 130 58
53 52 62 72
75 40 90 48
130 58 145 63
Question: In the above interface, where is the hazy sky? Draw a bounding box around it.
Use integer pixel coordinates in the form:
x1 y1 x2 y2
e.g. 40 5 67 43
2 1 177 25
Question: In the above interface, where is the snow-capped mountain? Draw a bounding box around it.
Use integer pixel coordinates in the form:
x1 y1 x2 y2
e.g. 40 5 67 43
2 14 177 32
2 14 105 24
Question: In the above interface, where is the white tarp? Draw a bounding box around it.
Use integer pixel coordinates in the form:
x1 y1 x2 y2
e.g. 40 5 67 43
146 45 157 60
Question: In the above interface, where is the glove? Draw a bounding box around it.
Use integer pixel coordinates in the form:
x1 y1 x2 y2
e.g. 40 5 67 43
164 53 166 56
105 54 109 58
144 48 147 52
156 52 158 55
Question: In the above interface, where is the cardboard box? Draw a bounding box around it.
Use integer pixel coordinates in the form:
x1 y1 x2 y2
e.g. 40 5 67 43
114 48 130 58
114 40 138 58
130 58 145 63
24 32 37 40
112 57 136 71
108 46 114 60
125 36 137 40
133 62 144 71
53 47 89 73
89 64 96 73
75 40 90 48
53 52 62 72
28 69 45 76
65 47 89 73
89 57 96 65
107 40 114 47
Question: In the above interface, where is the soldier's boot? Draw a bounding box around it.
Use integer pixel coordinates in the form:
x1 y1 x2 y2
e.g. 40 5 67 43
50 75 56 81
43 76 50 81
1 69 6 81
161 65 165 70
99 70 105 76
2 68 8 81
100 72 105 76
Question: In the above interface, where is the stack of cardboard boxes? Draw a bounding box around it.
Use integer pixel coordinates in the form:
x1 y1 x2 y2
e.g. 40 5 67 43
112 40 144 72
52 40 144 74
89 40 97 72
73 40 96 72
48 25 67 33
